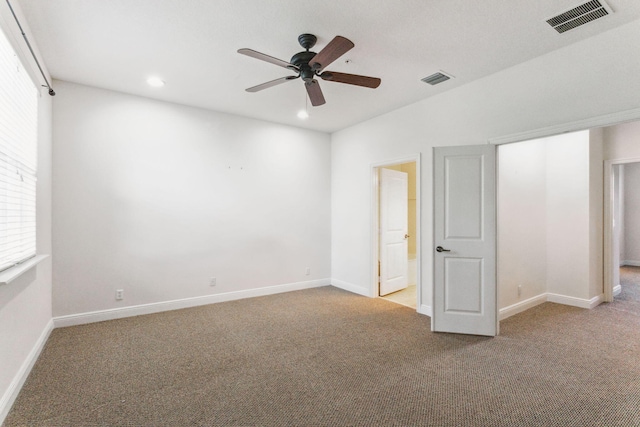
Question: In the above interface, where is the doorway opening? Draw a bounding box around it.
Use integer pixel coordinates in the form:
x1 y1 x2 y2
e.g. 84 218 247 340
606 160 640 302
497 130 603 319
499 119 640 316
371 156 420 311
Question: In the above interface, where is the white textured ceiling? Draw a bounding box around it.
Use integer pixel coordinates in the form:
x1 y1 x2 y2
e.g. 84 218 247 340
16 0 640 132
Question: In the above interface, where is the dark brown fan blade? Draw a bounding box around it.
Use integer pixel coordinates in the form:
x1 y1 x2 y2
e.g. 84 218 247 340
246 76 299 92
319 71 381 88
305 80 326 106
238 48 298 71
309 36 354 71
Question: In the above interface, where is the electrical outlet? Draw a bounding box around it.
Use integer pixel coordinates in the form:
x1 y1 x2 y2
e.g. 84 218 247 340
115 289 124 300
210 277 216 287
305 267 311 276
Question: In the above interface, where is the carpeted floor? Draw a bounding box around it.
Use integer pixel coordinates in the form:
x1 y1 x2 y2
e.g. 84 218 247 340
4 271 640 427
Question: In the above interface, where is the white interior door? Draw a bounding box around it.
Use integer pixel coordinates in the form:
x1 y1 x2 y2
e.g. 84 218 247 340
433 145 497 336
379 168 409 296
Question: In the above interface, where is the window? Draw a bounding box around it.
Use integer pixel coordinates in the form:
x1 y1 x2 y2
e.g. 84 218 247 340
0 26 38 273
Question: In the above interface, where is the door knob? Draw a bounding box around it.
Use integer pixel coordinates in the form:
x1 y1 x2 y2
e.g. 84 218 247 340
404 234 410 239
436 246 450 252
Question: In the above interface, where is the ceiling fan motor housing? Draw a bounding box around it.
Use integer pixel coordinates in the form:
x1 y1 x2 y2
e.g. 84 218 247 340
290 51 317 82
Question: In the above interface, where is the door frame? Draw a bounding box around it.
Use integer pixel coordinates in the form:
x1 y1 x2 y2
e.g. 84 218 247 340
604 157 640 302
370 154 422 312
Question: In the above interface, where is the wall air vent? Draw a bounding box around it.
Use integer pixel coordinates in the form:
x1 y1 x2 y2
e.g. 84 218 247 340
421 71 454 86
546 0 613 34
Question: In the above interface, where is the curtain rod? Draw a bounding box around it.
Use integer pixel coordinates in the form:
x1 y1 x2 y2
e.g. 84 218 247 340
5 0 55 95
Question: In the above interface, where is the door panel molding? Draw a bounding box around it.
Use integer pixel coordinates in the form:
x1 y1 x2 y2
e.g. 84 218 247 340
444 257 484 314
444 155 484 240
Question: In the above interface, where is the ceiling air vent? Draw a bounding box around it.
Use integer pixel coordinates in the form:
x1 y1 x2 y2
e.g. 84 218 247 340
421 71 453 86
546 0 613 33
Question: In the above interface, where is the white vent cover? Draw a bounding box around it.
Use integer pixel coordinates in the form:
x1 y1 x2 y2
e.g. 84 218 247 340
546 0 613 33
421 71 454 86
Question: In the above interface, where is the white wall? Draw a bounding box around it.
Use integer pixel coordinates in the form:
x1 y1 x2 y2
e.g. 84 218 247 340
498 140 547 309
0 92 52 423
52 81 331 317
0 3 53 422
622 163 640 264
604 120 640 160
545 131 592 300
331 19 640 310
498 130 602 309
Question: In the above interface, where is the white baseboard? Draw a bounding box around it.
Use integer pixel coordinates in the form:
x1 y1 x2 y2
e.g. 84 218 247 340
417 304 432 317
499 294 547 320
54 279 330 328
0 319 54 426
547 292 603 309
613 284 622 297
500 292 605 320
330 279 370 297
622 260 640 267
588 294 605 309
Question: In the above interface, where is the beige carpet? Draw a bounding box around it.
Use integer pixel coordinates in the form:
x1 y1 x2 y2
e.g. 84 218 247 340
4 274 640 426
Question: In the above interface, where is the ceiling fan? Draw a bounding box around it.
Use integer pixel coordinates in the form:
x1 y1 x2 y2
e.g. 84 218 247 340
238 34 381 107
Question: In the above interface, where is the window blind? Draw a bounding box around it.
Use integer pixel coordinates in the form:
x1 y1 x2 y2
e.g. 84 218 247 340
0 26 38 273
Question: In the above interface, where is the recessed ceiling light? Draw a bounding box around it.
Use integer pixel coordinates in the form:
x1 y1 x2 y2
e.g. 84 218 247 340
147 77 165 87
297 110 309 120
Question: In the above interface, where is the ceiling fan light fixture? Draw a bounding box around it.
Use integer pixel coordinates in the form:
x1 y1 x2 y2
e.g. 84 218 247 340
147 76 165 87
297 110 309 120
